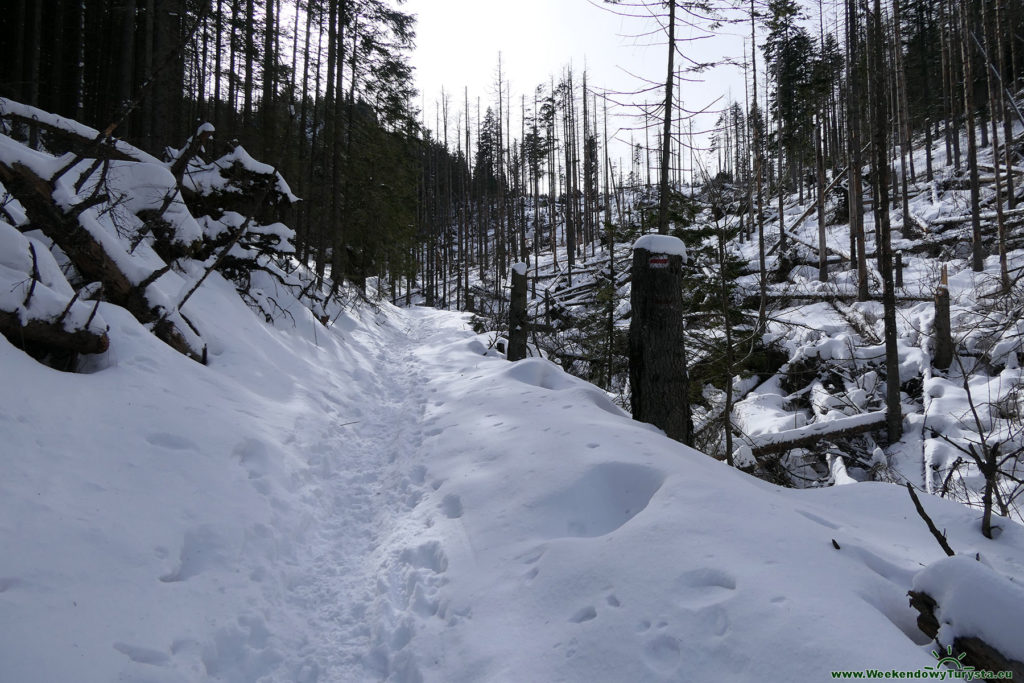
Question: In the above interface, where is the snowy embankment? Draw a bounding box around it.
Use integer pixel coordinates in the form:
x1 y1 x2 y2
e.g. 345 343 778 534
3 273 1024 681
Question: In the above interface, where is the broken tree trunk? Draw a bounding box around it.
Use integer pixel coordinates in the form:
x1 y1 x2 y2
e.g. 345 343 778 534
629 235 691 445
507 263 528 361
933 266 953 371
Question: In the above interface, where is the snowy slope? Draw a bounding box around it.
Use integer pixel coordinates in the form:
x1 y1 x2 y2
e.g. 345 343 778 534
3 268 1024 682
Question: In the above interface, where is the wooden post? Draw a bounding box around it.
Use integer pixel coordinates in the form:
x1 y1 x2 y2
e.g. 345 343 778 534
629 235 691 444
508 262 528 361
895 251 903 288
933 265 953 371
466 293 475 313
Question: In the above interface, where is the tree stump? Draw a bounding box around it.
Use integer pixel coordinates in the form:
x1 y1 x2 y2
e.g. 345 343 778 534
934 265 952 371
629 235 691 444
507 263 528 361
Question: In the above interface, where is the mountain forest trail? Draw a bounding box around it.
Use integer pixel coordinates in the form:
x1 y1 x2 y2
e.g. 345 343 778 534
280 308 464 682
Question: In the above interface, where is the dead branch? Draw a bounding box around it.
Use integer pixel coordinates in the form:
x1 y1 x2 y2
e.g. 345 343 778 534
905 483 956 556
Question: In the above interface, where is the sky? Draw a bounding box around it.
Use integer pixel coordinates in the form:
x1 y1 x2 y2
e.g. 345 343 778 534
402 0 752 179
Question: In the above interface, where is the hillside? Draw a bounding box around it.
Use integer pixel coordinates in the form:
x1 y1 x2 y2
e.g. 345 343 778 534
2 103 1024 681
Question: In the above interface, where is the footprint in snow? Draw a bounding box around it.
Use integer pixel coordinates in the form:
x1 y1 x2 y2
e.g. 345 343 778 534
440 494 463 519
113 642 170 666
672 568 737 609
146 432 198 451
400 541 448 574
569 606 598 623
643 634 682 673
159 527 225 583
796 509 841 530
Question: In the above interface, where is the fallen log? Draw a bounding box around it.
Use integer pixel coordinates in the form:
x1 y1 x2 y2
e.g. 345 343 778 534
931 206 1024 226
0 100 158 165
749 410 889 457
908 589 1024 680
0 308 109 354
0 160 203 362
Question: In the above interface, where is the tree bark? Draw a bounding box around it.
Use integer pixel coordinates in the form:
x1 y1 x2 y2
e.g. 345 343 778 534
630 240 690 445
507 264 528 361
0 309 109 355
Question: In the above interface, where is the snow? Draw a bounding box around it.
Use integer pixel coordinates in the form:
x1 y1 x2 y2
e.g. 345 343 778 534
913 556 1024 664
632 233 688 260
511 261 527 276
4 279 1024 681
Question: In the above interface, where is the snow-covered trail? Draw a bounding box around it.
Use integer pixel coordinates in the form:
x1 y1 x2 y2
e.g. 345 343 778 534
0 282 467 683
276 308 461 681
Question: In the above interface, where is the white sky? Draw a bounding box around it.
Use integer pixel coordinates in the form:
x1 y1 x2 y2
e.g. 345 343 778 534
402 0 752 178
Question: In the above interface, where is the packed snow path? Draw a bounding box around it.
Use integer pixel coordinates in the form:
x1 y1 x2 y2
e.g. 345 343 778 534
282 311 438 680
3 299 1024 682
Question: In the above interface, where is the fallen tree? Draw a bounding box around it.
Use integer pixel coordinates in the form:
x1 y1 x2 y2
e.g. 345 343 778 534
0 308 108 355
908 557 1024 679
0 158 204 363
748 410 889 458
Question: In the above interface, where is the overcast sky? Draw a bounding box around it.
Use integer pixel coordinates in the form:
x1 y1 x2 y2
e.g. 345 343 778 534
402 0 753 178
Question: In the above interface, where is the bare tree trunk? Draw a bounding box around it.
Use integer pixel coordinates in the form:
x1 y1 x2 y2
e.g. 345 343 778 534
870 0 902 443
751 2 767 328
119 0 136 137
997 0 1014 210
243 0 254 127
959 0 984 272
816 114 827 282
657 0 676 235
261 0 275 157
981 0 1009 290
848 0 869 301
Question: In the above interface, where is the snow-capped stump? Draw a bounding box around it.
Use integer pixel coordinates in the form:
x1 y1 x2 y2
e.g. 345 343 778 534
507 262 528 361
629 234 690 443
908 556 1024 679
168 123 215 185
